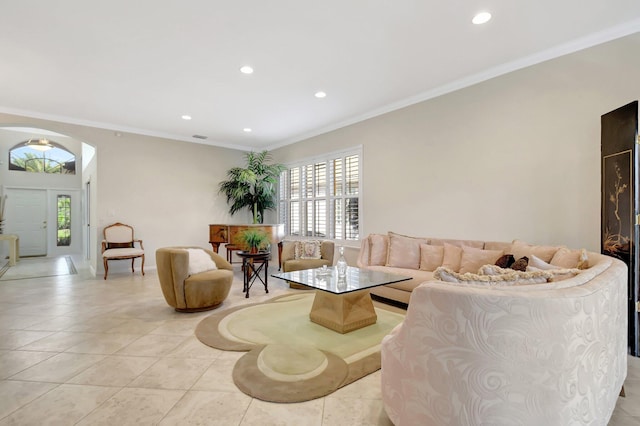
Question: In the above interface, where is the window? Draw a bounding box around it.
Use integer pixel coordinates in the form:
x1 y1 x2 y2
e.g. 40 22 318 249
279 148 361 240
9 139 76 174
57 195 71 246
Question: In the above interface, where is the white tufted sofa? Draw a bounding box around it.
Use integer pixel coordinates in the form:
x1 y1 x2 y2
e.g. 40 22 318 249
381 250 627 425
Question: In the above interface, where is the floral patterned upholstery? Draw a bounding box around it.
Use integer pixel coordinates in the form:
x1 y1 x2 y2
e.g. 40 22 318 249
381 251 627 425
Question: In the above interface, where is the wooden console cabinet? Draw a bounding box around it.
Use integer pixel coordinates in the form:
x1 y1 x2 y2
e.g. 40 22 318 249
208 223 285 254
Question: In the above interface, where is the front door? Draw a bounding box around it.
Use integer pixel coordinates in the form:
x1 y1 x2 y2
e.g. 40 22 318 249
4 188 47 256
601 101 640 356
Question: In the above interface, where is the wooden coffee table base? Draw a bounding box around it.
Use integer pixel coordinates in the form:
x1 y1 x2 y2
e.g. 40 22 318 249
309 289 378 334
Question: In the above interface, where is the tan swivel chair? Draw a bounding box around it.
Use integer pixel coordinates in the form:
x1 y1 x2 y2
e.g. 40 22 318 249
101 222 145 280
279 240 335 289
156 247 233 312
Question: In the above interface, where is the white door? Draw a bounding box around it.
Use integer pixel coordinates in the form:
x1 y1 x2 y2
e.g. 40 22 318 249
5 189 47 256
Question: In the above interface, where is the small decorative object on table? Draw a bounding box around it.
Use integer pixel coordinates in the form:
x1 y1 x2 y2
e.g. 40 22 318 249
336 246 347 278
315 264 332 277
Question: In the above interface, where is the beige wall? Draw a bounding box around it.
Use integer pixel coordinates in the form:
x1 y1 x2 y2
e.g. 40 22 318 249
0 113 247 272
273 33 640 252
1 32 639 268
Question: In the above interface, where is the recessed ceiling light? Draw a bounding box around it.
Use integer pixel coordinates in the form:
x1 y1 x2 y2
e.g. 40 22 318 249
472 11 492 25
243 128 252 133
315 91 327 98
181 115 192 120
240 66 254 74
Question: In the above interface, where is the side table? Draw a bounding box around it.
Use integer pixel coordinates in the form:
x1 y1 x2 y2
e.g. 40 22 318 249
0 234 19 266
237 251 269 298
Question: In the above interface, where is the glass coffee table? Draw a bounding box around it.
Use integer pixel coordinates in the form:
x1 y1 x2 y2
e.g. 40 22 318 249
272 266 411 333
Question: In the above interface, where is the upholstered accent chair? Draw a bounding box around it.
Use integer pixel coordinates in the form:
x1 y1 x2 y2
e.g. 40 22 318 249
278 240 335 289
101 222 145 280
156 247 233 312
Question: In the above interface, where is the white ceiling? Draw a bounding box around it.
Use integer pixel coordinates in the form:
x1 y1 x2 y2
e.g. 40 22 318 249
1 1 639 151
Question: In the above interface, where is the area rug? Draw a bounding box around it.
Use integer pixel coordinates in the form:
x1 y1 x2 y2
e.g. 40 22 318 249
0 256 77 281
195 293 405 402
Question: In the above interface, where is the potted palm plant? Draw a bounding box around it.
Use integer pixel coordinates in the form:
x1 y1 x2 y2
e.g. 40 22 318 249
236 228 270 253
218 150 285 224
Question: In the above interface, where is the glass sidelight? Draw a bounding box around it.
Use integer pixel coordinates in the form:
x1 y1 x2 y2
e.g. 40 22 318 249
57 194 71 246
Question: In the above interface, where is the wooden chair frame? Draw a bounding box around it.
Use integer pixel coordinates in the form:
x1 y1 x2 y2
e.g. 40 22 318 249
101 222 145 280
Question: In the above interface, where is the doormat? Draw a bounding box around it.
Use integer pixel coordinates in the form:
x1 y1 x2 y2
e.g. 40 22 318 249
0 256 77 281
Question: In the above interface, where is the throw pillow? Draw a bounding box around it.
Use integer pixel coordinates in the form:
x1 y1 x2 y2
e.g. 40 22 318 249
434 266 552 286
550 247 590 270
511 240 561 263
495 254 515 268
369 234 389 266
441 243 463 272
386 232 428 269
295 240 322 259
510 256 529 272
527 254 556 270
459 247 504 274
419 243 445 271
186 248 218 275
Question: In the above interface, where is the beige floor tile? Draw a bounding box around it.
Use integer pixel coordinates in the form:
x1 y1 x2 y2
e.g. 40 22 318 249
75 387 185 426
65 316 130 333
0 314 53 331
627 357 640 381
160 390 252 425
109 302 186 321
0 303 17 313
0 380 57 419
609 412 640 425
322 397 392 426
64 332 141 355
165 336 224 359
0 330 55 350
19 331 97 352
0 350 56 380
149 318 204 336
10 352 105 383
128 357 213 390
1 259 639 425
116 334 189 357
67 355 159 387
0 383 119 425
240 398 324 426
330 369 382 400
618 382 640 416
25 316 88 332
104 318 165 334
191 357 239 392
2 303 76 317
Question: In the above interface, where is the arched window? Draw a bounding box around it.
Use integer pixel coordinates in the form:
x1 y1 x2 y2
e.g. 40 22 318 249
8 139 76 174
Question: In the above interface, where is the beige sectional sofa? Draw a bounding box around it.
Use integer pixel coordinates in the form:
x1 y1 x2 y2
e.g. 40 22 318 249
357 232 597 305
357 232 628 424
358 232 517 305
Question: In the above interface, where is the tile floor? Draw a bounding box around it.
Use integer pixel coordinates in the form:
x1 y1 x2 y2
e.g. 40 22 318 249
0 255 637 425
